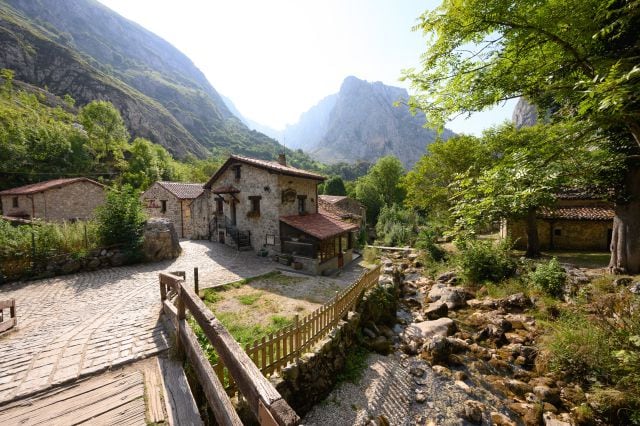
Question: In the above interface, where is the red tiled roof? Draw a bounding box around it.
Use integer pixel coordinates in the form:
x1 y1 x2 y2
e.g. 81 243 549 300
539 206 614 221
0 178 105 196
280 213 358 240
156 182 204 199
211 185 240 194
205 155 325 188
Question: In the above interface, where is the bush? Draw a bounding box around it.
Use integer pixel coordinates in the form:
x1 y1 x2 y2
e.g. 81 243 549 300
375 204 423 247
415 228 446 262
95 185 146 255
457 239 517 283
528 258 566 297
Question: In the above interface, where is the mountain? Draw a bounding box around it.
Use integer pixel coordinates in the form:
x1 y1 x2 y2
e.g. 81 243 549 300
0 0 291 160
221 95 283 141
282 76 455 169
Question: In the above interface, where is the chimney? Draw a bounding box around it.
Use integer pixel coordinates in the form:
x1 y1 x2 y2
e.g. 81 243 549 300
277 153 287 166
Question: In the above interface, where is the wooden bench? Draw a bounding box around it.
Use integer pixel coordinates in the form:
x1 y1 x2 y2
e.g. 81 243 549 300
0 299 16 334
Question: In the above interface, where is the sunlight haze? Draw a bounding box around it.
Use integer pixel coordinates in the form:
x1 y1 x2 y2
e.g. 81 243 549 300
97 0 513 134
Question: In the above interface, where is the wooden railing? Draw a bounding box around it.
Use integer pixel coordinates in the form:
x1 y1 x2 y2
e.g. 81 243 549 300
0 299 16 334
159 273 299 426
213 265 382 391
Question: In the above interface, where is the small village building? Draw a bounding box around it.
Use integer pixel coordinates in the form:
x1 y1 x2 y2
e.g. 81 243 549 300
501 190 614 251
141 182 204 238
0 178 106 222
191 154 361 275
318 195 366 228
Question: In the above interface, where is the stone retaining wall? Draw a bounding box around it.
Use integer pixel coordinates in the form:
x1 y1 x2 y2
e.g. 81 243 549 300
272 278 397 415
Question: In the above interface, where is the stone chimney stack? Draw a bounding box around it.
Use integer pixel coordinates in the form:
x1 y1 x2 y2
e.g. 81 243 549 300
277 153 287 166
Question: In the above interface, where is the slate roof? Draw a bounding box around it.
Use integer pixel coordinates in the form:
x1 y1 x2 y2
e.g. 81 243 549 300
0 178 104 196
538 206 614 221
318 195 348 204
280 213 359 240
205 155 325 188
156 182 204 199
318 198 361 223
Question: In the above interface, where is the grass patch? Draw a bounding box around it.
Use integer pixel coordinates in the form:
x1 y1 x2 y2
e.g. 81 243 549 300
362 246 380 266
336 345 370 383
542 251 609 268
236 292 262 306
225 270 282 288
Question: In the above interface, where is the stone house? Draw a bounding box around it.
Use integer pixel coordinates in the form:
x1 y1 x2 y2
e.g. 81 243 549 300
0 177 106 221
191 154 360 274
501 190 614 251
140 182 204 238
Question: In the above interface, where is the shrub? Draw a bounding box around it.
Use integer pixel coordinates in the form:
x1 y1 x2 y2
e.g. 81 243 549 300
415 228 446 262
456 239 517 283
95 185 146 255
362 246 380 265
528 258 566 297
375 204 423 247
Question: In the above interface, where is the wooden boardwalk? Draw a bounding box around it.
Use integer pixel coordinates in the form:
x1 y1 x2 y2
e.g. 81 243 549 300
0 356 200 425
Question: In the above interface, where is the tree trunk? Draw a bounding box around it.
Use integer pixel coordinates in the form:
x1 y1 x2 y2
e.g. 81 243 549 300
525 207 541 258
608 164 640 274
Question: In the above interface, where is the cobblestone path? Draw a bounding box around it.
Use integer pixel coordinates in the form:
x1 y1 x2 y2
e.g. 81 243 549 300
0 240 274 404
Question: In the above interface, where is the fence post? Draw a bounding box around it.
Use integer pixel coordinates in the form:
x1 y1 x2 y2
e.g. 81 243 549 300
159 275 167 301
194 267 199 296
294 315 300 361
175 280 186 358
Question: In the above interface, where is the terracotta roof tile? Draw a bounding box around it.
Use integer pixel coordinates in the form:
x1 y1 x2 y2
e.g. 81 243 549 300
156 182 204 199
539 206 614 221
0 178 105 196
318 198 361 223
205 155 325 188
280 213 358 240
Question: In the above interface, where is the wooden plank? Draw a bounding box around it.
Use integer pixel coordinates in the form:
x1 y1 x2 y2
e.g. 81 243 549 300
158 357 203 426
178 320 243 426
0 299 14 310
0 317 16 333
179 282 299 425
144 363 166 424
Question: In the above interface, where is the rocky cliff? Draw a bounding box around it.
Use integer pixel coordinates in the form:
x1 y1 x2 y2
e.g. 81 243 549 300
0 0 287 160
283 76 455 169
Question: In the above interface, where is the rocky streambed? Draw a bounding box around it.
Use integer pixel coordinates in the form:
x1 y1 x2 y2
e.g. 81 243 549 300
304 250 590 426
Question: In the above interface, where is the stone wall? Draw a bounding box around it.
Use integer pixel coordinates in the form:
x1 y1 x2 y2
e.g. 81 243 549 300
1 181 105 221
272 278 397 415
141 183 188 238
506 218 612 251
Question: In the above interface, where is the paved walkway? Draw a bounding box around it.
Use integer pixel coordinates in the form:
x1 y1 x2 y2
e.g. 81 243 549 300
0 240 274 404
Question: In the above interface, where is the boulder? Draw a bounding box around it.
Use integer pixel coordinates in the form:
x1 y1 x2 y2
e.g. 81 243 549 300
61 259 81 274
428 283 469 310
629 282 640 294
421 335 468 364
498 292 532 311
402 318 457 346
424 301 449 320
142 218 181 261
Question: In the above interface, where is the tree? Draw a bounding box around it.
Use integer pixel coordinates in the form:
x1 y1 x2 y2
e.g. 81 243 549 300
354 156 405 223
451 122 614 256
404 0 640 273
95 185 147 256
323 175 347 196
78 100 129 171
403 135 492 223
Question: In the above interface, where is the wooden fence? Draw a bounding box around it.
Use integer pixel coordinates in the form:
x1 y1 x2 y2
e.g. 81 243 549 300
159 273 299 426
0 299 16 334
213 265 382 391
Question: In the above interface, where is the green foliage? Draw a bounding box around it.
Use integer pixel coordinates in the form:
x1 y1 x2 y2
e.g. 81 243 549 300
457 239 517 283
335 345 370 383
403 135 492 223
95 185 146 255
375 204 423 247
362 246 380 265
355 156 405 224
415 228 446 262
528 258 567 297
323 175 347 196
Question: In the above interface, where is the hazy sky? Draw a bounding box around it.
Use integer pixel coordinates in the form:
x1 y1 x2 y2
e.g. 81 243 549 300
97 0 515 134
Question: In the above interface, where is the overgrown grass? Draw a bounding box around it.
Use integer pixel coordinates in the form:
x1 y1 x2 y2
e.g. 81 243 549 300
362 246 380 265
236 292 262 306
